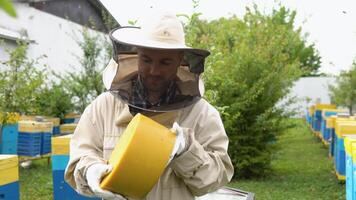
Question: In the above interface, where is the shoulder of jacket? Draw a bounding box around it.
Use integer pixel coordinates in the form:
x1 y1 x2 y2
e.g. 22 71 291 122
184 98 220 120
193 98 219 114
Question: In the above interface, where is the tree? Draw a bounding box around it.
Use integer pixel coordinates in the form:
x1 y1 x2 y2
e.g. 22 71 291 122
184 5 314 178
34 82 74 119
0 41 47 114
329 61 356 115
58 28 111 113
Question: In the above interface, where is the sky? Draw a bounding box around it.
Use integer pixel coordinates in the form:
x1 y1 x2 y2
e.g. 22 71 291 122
100 0 356 75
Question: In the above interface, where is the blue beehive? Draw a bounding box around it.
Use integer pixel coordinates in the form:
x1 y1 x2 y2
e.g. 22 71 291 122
17 121 42 157
321 110 339 143
313 104 337 136
44 117 60 136
40 122 53 155
51 135 100 200
334 122 356 180
345 138 356 200
0 124 18 154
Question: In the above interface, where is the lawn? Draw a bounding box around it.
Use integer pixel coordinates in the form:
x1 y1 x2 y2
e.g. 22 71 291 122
19 119 345 199
230 119 345 200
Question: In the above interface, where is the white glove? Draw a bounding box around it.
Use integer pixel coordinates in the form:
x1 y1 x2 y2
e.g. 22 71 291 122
168 122 187 163
86 163 126 200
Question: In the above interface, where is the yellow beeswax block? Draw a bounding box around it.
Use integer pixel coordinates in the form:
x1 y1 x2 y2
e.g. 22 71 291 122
100 113 176 199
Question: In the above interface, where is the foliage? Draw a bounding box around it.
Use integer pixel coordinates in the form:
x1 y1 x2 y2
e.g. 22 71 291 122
0 0 16 17
57 28 111 113
34 82 74 119
0 112 20 125
183 6 314 178
0 41 47 115
329 61 356 115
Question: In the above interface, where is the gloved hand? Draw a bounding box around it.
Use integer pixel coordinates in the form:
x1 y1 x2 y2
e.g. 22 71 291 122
168 122 187 163
86 163 126 200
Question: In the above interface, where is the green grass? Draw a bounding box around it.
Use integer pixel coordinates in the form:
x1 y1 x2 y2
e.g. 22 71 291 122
19 158 52 200
19 120 345 199
230 119 345 200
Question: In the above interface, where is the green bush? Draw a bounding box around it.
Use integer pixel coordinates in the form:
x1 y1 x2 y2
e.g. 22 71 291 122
329 61 356 115
0 41 47 114
184 6 320 178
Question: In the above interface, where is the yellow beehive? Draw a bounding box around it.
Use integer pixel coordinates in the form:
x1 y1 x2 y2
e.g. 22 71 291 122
52 134 72 155
335 121 356 137
18 120 41 133
59 123 77 134
100 114 176 199
315 103 336 110
0 155 19 185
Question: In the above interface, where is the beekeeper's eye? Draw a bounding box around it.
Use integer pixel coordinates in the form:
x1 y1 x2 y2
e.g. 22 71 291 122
141 56 152 64
161 60 173 66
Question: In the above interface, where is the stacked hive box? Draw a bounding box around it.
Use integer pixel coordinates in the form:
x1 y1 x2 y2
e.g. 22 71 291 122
0 124 18 154
51 134 100 200
344 137 356 200
334 121 356 180
44 117 60 135
313 104 337 138
352 147 356 200
327 116 338 157
0 155 19 200
331 117 355 159
17 121 42 156
320 109 339 144
39 121 53 155
307 105 315 131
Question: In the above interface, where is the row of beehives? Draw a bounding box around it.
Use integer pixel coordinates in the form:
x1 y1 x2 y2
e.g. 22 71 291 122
0 134 101 200
306 104 356 200
0 113 79 156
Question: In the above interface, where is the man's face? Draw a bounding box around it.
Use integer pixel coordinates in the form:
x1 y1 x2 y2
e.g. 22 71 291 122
137 48 183 93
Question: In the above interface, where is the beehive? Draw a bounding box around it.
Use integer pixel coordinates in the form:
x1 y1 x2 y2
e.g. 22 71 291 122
17 121 42 156
100 114 176 199
334 121 356 181
51 134 72 155
59 123 77 134
345 137 356 200
0 155 19 200
50 134 100 200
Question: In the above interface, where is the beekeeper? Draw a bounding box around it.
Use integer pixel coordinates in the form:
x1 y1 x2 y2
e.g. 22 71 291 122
64 13 234 200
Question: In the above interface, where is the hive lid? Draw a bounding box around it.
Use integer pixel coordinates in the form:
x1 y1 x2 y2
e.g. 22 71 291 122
18 120 41 133
315 104 336 110
100 113 176 199
335 121 356 137
0 155 18 170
